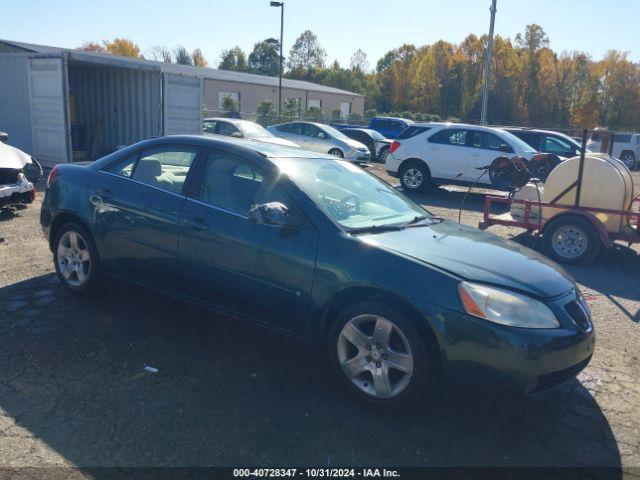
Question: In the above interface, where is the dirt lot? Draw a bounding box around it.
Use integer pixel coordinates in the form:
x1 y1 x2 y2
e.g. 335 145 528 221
0 168 639 474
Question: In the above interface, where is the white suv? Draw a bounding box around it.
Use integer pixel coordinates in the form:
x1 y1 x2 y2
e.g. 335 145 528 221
385 123 538 191
587 131 640 170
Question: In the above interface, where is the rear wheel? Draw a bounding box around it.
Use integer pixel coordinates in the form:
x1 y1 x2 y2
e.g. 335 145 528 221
329 148 344 158
399 162 429 192
53 222 101 293
620 151 636 170
543 216 601 265
329 300 433 405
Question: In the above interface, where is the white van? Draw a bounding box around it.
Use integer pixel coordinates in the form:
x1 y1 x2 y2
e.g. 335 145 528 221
587 131 640 170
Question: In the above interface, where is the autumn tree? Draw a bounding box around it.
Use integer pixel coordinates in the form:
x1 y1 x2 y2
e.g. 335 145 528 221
104 38 141 58
192 48 208 67
78 41 105 53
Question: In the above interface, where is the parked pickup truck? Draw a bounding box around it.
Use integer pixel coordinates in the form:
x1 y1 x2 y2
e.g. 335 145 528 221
334 116 414 139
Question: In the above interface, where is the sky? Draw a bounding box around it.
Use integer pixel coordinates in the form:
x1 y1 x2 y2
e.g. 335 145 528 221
3 0 639 68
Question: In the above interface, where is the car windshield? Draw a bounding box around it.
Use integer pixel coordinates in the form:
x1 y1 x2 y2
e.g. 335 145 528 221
500 130 538 154
273 157 435 231
320 124 351 141
240 122 273 138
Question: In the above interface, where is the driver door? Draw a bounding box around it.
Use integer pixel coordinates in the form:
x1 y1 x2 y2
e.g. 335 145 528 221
178 149 318 334
302 123 328 153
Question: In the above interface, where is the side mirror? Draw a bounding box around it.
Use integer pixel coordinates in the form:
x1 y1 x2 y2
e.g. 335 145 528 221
0 132 8 143
500 144 512 153
249 202 292 228
231 131 243 138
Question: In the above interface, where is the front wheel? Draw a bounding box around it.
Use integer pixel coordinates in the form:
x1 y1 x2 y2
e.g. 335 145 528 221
328 148 344 158
542 216 601 265
329 301 432 405
53 222 101 293
620 152 636 170
399 162 429 192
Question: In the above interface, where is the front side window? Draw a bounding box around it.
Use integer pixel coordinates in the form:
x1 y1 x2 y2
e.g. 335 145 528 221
196 152 301 219
203 120 217 134
430 129 467 146
274 157 430 230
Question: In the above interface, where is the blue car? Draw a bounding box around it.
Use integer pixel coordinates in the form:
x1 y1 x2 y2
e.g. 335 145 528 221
40 135 594 405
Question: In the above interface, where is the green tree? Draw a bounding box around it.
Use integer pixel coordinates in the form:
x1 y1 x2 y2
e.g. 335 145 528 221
283 97 302 120
219 47 248 71
305 106 323 122
255 100 276 125
221 95 239 115
288 30 326 78
174 45 193 65
248 38 281 76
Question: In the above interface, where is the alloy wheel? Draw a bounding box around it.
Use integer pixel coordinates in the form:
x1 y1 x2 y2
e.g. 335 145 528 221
620 153 636 170
551 225 588 260
57 230 92 287
337 314 414 399
402 168 423 189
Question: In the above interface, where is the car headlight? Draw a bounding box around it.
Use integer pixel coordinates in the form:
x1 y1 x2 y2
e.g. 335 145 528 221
458 282 560 329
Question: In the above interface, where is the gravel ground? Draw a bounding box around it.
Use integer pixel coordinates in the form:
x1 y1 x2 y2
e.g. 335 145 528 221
0 170 639 474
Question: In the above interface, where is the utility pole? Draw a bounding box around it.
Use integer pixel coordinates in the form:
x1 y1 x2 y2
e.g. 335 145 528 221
270 1 284 121
480 0 497 125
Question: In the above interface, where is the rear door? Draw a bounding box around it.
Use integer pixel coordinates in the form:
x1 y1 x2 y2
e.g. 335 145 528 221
28 57 70 167
90 145 199 289
163 73 203 135
466 130 513 181
424 128 470 180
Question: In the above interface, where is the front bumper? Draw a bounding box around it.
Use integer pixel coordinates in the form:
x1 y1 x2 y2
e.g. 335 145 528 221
427 289 595 395
0 175 35 208
344 150 371 163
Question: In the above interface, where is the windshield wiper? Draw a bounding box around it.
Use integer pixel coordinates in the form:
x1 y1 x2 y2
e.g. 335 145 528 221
401 215 444 228
348 224 405 234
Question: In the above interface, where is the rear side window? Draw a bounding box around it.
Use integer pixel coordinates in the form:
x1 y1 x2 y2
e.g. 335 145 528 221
279 123 303 135
396 126 431 140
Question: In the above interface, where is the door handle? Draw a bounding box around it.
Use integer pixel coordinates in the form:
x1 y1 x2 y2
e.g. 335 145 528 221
469 152 481 157
96 188 113 200
187 218 209 231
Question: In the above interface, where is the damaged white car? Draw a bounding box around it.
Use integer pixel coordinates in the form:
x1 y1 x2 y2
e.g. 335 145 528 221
0 132 40 209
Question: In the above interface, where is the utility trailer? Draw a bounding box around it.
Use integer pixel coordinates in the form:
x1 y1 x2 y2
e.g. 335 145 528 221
479 130 640 264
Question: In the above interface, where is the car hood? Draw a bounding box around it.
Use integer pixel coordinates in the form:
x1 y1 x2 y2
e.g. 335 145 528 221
253 136 300 148
343 138 368 150
0 142 32 170
361 220 574 299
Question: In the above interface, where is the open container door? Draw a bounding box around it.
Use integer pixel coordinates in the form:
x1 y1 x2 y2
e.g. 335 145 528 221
163 73 203 135
28 56 70 167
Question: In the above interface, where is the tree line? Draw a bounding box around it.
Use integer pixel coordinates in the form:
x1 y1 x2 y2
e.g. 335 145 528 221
78 25 640 131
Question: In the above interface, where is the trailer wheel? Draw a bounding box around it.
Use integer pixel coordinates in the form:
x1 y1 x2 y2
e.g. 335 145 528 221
543 216 601 265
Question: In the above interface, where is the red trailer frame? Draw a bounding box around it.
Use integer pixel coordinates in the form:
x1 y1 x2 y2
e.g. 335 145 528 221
479 195 640 248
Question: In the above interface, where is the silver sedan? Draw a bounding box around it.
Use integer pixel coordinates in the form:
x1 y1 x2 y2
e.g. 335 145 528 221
267 122 370 162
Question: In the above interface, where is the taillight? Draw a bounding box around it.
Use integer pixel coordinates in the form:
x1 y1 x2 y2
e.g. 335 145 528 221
390 141 401 154
47 165 59 188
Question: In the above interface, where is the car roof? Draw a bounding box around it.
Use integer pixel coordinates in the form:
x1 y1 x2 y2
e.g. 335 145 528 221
145 134 334 160
373 116 414 123
203 117 258 127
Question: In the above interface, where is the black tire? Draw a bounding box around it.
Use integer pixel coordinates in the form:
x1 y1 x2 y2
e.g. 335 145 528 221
620 151 636 171
542 215 601 265
328 148 344 158
399 161 430 192
328 300 434 405
52 222 101 294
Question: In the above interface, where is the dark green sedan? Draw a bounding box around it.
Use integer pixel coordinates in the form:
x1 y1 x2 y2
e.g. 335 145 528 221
41 135 594 404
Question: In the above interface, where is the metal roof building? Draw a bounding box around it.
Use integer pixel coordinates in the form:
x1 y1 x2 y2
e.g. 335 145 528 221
0 39 364 166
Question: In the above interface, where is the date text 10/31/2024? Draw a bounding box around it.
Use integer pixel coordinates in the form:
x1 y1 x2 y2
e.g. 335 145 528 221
233 468 401 478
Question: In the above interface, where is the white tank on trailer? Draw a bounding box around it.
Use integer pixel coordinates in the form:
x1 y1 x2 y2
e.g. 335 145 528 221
541 153 633 233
